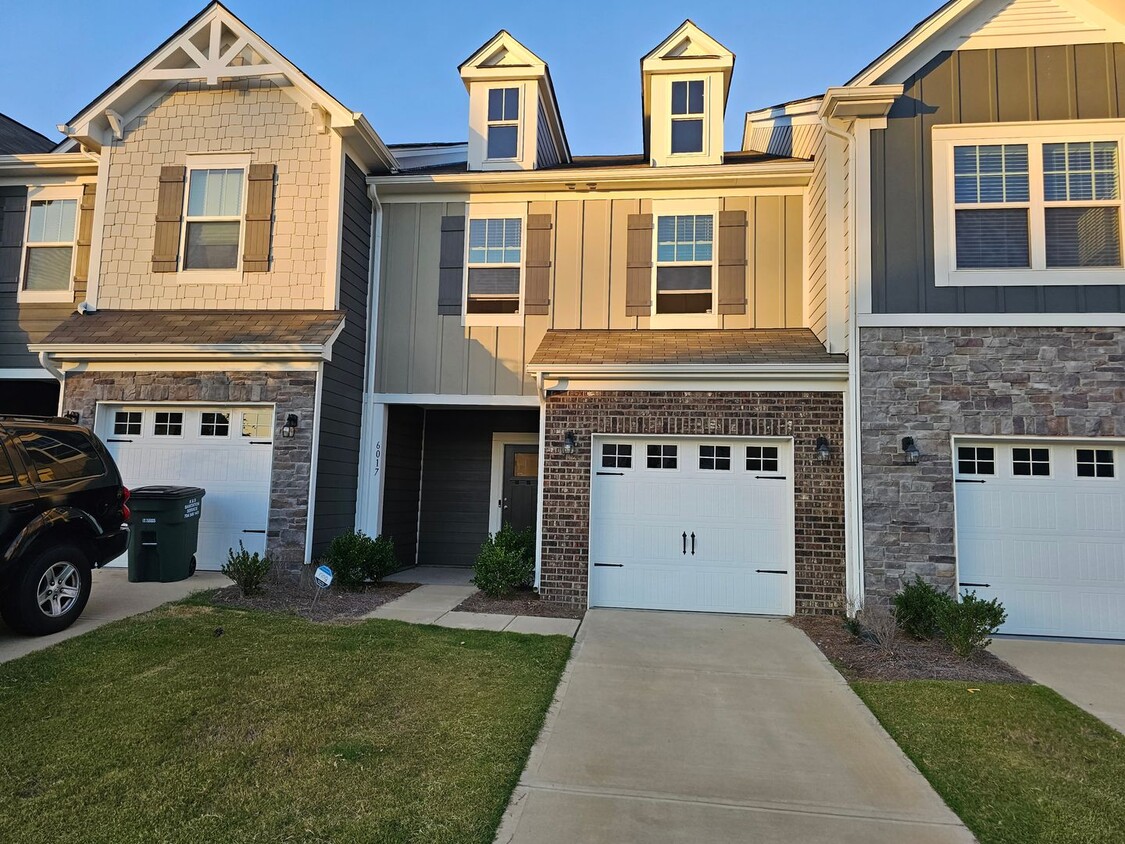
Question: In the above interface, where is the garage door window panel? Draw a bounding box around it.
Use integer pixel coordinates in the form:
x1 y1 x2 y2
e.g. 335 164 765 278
746 446 780 473
601 443 632 470
1013 447 1051 477
957 445 995 476
153 412 184 437
200 412 230 437
699 445 731 470
241 409 273 439
646 444 678 470
1077 448 1115 478
113 411 142 436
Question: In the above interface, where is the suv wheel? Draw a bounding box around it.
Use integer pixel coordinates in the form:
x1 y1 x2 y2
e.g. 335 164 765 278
1 545 92 635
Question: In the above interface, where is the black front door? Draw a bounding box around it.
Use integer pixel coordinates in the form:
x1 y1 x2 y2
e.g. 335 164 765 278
501 444 538 534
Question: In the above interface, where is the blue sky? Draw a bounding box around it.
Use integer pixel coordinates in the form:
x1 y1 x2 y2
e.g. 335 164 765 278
0 0 938 153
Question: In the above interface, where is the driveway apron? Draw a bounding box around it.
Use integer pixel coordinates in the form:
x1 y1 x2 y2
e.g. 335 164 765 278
497 609 974 843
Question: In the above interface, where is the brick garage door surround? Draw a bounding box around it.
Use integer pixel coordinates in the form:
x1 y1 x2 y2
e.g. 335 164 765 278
62 370 318 569
860 326 1125 602
541 390 846 614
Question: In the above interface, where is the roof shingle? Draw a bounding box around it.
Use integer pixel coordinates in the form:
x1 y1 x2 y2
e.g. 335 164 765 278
37 310 344 347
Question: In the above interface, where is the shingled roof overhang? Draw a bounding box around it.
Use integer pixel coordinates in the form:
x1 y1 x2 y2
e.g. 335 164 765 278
29 310 345 364
527 328 847 387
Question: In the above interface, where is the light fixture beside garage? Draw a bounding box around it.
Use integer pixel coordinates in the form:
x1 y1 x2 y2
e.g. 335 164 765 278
63 411 80 424
562 431 577 455
901 436 920 465
815 437 831 461
281 413 299 439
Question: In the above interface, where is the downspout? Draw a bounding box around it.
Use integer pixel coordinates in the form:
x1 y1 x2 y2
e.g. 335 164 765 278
534 372 547 590
355 183 385 533
821 114 865 616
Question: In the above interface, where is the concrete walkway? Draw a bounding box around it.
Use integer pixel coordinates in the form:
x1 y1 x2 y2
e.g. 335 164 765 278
991 637 1125 733
496 610 973 844
0 568 230 664
372 566 581 637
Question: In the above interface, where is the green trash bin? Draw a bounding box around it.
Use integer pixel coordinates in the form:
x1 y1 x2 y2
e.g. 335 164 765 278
127 486 206 583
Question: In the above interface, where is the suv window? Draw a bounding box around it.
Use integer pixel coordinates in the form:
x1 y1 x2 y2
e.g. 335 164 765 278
14 428 106 483
0 447 18 489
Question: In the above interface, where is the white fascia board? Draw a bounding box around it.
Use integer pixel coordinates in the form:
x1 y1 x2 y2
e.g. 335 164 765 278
529 363 849 393
818 86 903 121
0 154 98 177
28 343 334 361
374 393 541 407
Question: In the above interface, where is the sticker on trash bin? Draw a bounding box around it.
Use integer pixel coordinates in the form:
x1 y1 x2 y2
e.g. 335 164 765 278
314 565 333 589
184 498 201 518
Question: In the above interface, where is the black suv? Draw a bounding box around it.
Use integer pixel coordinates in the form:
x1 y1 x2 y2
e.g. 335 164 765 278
0 417 129 635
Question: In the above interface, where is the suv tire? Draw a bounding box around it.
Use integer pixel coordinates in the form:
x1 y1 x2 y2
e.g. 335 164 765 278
0 544 92 635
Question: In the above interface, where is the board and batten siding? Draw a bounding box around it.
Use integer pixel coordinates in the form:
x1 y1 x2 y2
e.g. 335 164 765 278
311 157 372 554
871 44 1125 315
376 193 805 397
0 186 88 369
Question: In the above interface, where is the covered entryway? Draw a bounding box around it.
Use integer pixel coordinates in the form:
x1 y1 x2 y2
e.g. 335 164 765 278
955 438 1125 639
97 404 274 570
589 435 793 615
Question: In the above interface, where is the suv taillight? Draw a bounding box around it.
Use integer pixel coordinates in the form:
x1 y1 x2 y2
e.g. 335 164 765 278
121 487 131 522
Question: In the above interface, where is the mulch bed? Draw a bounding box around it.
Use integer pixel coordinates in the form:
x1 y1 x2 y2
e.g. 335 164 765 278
454 589 585 620
207 575 419 623
791 614 1030 683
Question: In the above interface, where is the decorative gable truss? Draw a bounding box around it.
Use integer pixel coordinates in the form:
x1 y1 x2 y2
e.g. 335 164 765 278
56 1 396 172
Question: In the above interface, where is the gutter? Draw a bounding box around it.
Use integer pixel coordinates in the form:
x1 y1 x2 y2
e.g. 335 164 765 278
0 153 99 176
28 341 339 362
528 362 848 383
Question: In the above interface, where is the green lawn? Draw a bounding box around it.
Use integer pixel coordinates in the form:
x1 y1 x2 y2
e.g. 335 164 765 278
854 681 1125 844
0 603 572 844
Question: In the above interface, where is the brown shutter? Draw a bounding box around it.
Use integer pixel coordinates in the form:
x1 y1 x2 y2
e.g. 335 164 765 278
73 183 96 284
152 165 186 273
243 163 275 272
438 215 465 315
524 213 553 315
625 213 653 316
716 209 748 315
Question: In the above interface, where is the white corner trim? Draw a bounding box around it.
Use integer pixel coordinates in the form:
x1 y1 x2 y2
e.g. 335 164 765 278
304 361 325 564
85 142 111 309
325 133 345 310
487 432 540 536
853 120 875 318
534 401 546 590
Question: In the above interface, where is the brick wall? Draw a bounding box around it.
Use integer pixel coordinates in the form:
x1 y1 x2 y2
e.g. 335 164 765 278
860 326 1125 601
541 390 846 614
63 370 318 568
98 78 331 310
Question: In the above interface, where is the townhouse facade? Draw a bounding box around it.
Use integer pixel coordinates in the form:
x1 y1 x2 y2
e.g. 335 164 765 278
2 0 1123 639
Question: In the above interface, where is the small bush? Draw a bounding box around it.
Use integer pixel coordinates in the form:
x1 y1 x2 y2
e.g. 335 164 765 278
472 523 534 598
859 604 898 655
937 591 1007 658
843 615 863 638
321 531 397 592
222 542 272 596
894 577 955 639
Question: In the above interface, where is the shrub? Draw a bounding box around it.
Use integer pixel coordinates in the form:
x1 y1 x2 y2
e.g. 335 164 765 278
859 604 898 655
222 542 272 596
472 523 534 598
936 591 1007 658
893 577 954 639
842 615 863 638
321 531 397 592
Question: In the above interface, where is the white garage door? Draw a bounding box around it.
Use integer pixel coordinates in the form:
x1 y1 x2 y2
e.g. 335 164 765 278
589 436 793 615
955 439 1125 639
98 405 275 571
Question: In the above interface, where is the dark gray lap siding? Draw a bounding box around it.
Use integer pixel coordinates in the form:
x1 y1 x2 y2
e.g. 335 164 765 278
872 44 1125 315
311 157 371 555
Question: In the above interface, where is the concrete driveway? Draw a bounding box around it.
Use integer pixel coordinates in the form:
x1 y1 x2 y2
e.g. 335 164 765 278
991 637 1125 733
0 568 229 664
497 610 972 844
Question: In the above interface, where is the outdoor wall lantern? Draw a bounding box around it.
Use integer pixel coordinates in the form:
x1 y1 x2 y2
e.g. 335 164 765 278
562 431 577 455
63 411 80 424
281 414 299 439
815 436 831 461
902 436 921 465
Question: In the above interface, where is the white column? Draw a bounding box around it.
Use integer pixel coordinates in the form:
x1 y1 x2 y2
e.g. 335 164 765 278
355 398 388 536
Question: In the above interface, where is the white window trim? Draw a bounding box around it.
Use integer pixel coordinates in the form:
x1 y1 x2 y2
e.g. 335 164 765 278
17 185 82 304
463 201 526 327
669 75 710 159
178 152 251 283
651 198 721 328
485 86 523 163
933 120 1125 287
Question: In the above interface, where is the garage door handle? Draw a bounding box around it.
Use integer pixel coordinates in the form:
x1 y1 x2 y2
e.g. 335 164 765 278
960 581 991 588
682 532 687 555
956 479 986 484
242 529 266 534
691 532 695 555
756 570 788 575
250 440 272 445
593 563 623 568
106 438 133 443
755 475 787 480
596 471 624 476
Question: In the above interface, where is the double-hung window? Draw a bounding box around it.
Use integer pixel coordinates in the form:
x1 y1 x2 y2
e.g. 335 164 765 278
19 188 79 302
655 212 714 315
183 163 245 271
934 122 1125 286
670 80 705 154
466 208 523 319
486 87 520 160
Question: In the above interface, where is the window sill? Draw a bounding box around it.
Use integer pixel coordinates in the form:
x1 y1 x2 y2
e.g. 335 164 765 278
937 268 1125 287
173 270 244 285
17 289 74 304
463 312 523 328
650 313 721 329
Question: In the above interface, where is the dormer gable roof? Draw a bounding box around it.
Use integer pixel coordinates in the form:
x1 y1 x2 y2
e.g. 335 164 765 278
57 1 395 171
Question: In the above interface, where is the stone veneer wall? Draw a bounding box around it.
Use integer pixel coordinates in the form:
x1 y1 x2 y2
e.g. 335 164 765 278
63 370 318 568
98 78 331 310
541 390 846 613
859 326 1125 601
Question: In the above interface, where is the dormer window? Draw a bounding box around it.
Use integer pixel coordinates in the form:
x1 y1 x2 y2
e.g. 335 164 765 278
671 80 705 154
487 87 520 160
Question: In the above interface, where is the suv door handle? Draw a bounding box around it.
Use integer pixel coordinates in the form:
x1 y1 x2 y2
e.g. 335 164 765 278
9 502 35 513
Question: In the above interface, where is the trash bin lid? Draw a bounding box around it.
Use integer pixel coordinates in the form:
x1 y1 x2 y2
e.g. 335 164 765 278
129 485 206 500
